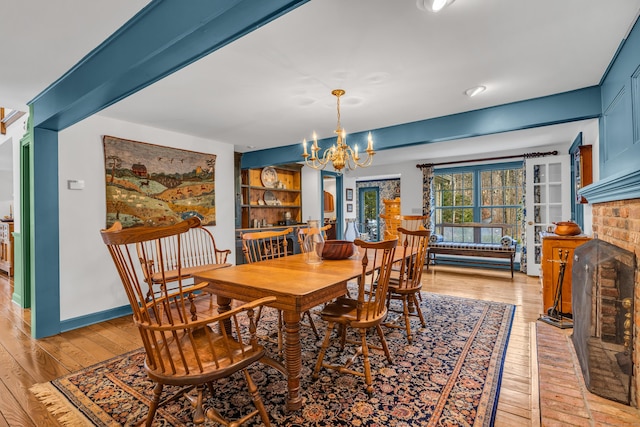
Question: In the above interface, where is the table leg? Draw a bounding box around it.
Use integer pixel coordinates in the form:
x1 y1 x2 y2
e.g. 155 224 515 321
282 310 303 411
216 295 232 335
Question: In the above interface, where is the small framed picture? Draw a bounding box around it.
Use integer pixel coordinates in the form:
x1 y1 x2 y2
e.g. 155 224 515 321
346 188 353 201
347 203 353 212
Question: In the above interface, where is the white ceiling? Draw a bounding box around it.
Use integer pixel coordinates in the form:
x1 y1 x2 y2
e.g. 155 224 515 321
2 0 640 167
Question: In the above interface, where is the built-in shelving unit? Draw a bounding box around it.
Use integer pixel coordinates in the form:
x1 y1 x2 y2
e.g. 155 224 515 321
240 164 302 229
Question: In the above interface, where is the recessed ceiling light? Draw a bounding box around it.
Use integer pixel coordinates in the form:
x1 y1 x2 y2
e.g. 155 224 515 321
416 0 456 13
464 85 486 97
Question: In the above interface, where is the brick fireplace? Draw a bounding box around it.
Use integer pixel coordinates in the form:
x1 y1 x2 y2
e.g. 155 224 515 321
590 198 640 408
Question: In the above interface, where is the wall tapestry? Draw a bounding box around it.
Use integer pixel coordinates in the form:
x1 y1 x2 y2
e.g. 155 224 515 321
103 135 216 228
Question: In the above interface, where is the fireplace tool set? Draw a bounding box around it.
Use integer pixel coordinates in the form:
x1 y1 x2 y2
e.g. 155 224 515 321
539 249 574 329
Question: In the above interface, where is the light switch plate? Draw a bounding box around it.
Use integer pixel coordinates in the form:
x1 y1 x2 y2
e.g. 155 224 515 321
68 180 85 190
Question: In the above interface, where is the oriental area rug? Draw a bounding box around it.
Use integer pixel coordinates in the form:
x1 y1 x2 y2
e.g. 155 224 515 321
31 293 515 426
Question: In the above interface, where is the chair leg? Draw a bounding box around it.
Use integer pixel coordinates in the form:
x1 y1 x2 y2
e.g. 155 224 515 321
313 321 336 379
412 293 426 327
243 369 271 427
146 382 163 427
360 329 374 395
304 310 320 339
376 324 394 364
402 296 413 343
184 385 205 424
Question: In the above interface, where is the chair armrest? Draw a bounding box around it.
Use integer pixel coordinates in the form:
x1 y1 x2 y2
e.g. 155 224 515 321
138 296 277 331
216 248 232 264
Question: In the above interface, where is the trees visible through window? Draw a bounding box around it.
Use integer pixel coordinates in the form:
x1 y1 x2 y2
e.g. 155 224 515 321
433 163 523 244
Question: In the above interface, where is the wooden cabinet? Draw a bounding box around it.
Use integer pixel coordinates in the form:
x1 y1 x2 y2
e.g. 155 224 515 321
240 164 302 229
0 222 14 276
540 232 590 315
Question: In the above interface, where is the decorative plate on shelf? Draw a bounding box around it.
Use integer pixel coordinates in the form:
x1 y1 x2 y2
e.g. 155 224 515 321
261 167 278 188
263 190 277 205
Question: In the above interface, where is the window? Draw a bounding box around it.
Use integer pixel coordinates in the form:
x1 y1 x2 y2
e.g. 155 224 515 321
433 163 523 244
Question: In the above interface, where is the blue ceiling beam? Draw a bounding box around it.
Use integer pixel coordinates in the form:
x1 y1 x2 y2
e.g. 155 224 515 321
241 86 602 169
29 0 309 131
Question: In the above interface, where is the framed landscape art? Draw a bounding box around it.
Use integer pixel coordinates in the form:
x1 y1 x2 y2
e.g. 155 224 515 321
103 135 217 228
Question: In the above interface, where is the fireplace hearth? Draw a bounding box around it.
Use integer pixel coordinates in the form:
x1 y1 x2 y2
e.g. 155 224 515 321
572 238 636 405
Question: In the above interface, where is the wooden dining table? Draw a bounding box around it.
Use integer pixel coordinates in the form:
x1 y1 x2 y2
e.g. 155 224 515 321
194 249 403 411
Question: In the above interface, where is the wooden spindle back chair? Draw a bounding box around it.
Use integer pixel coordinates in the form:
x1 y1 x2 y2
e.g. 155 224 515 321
241 227 293 263
385 227 430 342
101 220 274 426
241 227 318 354
313 237 398 394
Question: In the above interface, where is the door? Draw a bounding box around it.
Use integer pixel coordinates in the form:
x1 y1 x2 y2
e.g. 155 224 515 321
358 187 379 241
525 155 571 276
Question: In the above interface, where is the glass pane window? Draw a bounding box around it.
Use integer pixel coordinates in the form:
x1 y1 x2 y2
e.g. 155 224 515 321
434 165 523 245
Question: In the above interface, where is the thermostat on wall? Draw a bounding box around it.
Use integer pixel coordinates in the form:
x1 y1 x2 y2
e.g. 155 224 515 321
67 180 85 190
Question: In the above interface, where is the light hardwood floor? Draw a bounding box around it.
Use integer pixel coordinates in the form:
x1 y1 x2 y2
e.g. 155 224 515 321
0 265 543 426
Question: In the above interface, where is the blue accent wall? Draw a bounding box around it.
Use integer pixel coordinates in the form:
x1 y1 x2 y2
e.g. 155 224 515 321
242 87 601 169
600 18 640 179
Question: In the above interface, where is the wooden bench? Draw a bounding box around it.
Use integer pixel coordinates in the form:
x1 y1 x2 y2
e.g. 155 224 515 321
136 217 231 296
427 222 516 277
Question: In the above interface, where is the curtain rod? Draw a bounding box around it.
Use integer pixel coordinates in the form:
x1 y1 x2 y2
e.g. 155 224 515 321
415 150 558 169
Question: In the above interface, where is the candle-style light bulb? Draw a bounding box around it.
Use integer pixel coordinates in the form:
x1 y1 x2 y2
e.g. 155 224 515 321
367 132 373 151
302 138 308 156
354 144 359 159
312 132 318 150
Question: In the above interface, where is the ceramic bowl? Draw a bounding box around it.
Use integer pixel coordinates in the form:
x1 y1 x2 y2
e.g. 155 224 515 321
322 240 355 260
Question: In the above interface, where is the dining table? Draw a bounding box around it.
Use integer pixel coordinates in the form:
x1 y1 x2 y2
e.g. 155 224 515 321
194 247 405 411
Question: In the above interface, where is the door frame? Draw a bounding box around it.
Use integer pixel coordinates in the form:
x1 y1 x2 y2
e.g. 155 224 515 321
321 171 343 238
358 186 380 241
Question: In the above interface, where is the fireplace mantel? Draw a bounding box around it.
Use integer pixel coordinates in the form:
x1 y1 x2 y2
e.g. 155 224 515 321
579 166 640 204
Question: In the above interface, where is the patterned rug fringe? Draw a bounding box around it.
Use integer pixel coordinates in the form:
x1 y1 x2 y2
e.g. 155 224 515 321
29 382 94 427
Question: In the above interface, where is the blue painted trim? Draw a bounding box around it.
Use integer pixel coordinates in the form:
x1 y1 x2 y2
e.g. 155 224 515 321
31 127 60 338
60 305 133 333
569 133 584 227
241 87 601 169
579 166 640 204
29 0 309 131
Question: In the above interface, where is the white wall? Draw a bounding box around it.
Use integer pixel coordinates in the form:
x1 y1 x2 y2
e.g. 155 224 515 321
301 167 321 223
58 115 235 321
0 114 28 227
0 170 12 218
580 119 599 236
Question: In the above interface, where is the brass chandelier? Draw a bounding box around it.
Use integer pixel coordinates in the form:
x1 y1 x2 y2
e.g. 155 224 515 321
302 89 375 172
